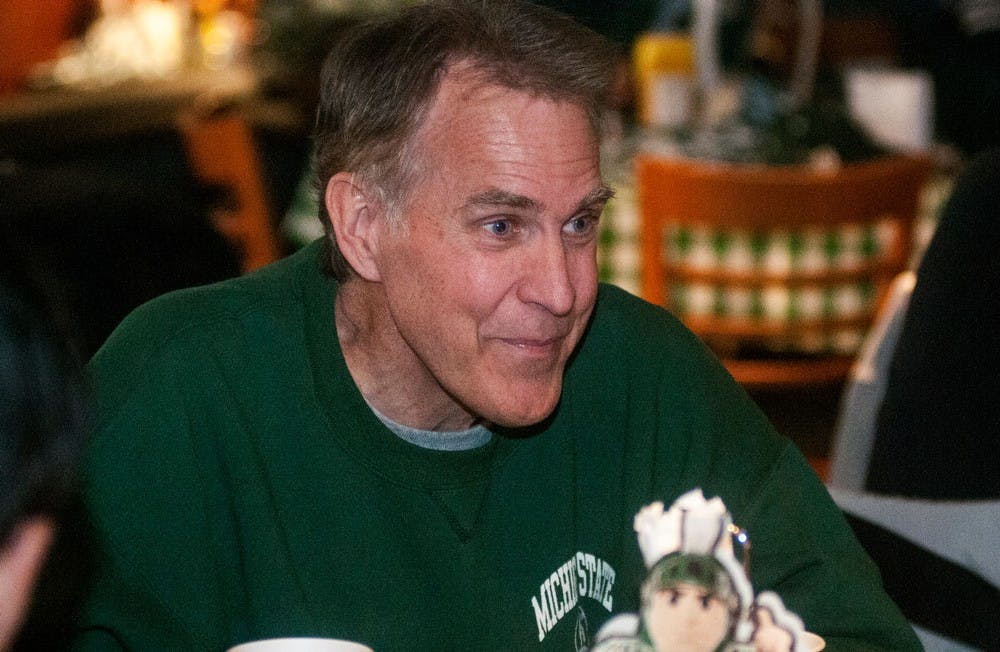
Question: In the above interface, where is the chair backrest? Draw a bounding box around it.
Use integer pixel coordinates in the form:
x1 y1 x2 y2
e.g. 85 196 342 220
177 97 282 273
637 153 931 389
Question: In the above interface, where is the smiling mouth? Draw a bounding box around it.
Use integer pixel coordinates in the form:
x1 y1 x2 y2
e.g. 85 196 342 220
504 337 558 346
497 336 565 356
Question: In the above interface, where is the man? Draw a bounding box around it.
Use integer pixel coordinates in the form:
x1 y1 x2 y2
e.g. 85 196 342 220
74 2 919 650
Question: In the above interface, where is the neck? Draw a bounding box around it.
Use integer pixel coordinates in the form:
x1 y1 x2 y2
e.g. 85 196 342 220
335 278 480 431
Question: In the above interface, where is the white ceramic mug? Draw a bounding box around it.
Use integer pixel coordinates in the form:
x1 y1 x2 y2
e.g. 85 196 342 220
227 638 373 652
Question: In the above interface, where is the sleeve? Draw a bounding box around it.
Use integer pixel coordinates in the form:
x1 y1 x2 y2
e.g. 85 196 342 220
71 331 232 650
736 442 922 651
641 320 922 651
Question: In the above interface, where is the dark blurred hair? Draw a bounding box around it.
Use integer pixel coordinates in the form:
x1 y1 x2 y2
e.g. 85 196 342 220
0 244 89 548
312 0 616 281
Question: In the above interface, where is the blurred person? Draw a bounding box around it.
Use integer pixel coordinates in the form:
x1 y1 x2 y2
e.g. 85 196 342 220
0 243 90 650
863 147 1000 648
826 147 1000 651
868 147 1000 500
73 2 918 649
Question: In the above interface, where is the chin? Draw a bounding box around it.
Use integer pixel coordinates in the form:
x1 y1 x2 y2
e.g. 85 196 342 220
490 410 553 430
482 386 562 430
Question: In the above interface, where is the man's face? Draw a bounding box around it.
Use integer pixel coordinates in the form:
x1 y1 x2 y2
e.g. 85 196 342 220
370 70 608 428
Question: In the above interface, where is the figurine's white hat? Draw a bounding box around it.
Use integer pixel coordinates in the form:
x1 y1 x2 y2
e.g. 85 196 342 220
633 488 735 568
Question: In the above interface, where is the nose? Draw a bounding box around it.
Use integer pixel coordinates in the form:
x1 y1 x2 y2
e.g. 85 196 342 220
517 235 575 316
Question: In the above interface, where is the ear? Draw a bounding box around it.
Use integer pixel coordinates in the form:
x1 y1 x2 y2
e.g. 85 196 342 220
324 172 383 282
0 517 54 648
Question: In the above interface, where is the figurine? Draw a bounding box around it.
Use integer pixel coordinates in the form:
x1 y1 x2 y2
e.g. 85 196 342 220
590 489 816 652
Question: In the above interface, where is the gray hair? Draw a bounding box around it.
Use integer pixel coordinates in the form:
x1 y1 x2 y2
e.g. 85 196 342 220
312 0 616 280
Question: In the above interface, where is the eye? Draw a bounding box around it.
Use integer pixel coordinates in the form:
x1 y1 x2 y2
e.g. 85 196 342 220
563 213 598 238
483 218 516 238
669 589 681 605
700 595 712 610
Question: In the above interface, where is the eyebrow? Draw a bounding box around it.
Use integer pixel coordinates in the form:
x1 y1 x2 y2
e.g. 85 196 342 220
465 185 615 213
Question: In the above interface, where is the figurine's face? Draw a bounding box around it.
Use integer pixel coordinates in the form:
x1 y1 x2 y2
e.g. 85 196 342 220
642 583 731 652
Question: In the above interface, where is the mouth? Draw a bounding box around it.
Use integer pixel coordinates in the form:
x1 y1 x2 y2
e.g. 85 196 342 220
496 336 565 358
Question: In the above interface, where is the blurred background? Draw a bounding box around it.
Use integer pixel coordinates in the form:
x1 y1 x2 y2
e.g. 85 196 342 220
2 0 997 358
3 0 997 475
3 3 998 649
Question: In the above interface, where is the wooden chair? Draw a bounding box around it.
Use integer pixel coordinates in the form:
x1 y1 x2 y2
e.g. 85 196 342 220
177 96 283 274
637 153 931 392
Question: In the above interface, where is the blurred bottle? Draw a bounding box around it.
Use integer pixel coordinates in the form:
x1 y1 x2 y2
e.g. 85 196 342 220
194 0 255 70
632 31 696 130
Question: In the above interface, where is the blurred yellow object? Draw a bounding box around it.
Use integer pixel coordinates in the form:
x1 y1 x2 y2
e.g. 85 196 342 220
632 32 695 129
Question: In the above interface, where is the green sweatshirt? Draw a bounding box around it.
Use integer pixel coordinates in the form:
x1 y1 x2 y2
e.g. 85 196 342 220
75 240 919 651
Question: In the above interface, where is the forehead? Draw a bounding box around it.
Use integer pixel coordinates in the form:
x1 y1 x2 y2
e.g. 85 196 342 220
411 68 601 197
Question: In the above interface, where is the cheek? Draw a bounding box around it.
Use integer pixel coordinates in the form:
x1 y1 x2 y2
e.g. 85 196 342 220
577 270 599 309
452 256 528 316
704 602 729 626
397 257 513 355
570 247 599 295
385 230 474 302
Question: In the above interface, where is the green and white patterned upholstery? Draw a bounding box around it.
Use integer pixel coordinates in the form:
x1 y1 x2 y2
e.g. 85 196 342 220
661 222 896 353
